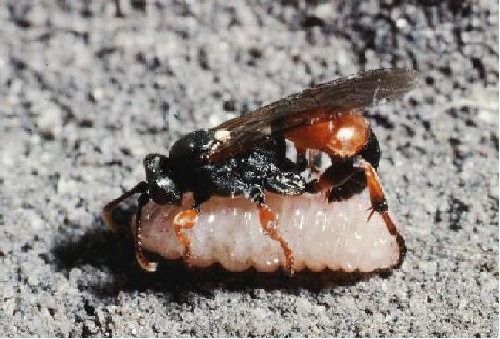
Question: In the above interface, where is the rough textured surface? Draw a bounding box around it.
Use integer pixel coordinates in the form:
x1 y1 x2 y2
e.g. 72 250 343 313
0 0 497 337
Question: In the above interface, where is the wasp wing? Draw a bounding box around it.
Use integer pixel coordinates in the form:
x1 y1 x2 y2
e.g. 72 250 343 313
203 68 417 162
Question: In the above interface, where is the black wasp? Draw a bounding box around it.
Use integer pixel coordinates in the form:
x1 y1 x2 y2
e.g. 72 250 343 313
103 68 417 275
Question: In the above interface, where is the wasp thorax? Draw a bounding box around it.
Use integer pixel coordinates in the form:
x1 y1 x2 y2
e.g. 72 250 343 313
169 129 216 160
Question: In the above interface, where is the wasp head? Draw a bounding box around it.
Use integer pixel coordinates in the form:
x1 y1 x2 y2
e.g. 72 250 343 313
143 154 182 205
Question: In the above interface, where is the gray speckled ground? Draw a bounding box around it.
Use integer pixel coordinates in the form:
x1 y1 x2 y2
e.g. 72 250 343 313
0 0 498 337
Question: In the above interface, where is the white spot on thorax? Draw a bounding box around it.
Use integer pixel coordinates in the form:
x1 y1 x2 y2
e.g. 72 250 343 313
214 130 231 142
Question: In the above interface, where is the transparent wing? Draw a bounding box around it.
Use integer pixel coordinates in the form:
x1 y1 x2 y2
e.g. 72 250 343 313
202 68 418 162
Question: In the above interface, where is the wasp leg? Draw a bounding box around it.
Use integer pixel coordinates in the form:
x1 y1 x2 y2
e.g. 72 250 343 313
294 145 321 173
102 181 149 232
250 188 295 276
307 162 357 199
354 158 407 268
353 158 388 219
135 192 158 272
307 149 321 173
171 193 208 264
259 205 295 276
295 146 308 172
172 209 199 265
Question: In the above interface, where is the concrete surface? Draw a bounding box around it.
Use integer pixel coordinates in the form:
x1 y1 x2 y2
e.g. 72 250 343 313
0 0 498 337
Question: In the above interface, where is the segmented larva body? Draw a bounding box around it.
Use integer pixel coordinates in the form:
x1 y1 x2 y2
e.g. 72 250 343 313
133 191 404 273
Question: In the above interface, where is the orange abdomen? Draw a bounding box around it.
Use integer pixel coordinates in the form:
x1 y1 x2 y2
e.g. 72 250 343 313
284 111 370 159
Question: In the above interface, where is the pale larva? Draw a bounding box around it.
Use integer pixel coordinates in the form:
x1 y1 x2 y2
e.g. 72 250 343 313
132 190 405 273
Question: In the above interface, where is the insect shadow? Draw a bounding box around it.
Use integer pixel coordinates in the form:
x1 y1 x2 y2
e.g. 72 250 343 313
52 212 395 299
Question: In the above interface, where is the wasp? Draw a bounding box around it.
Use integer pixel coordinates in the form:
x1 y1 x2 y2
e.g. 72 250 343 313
103 68 417 275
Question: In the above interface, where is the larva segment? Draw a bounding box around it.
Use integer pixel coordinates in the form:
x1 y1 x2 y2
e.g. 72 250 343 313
132 191 404 273
354 158 407 267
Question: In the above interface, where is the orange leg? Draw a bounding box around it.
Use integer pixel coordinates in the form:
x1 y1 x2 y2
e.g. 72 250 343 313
354 158 388 220
172 209 198 265
354 158 407 267
135 192 158 272
259 205 295 276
